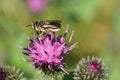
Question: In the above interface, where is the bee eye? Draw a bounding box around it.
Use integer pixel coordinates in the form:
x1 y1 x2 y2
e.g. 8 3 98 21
33 21 38 26
35 21 38 24
39 21 44 26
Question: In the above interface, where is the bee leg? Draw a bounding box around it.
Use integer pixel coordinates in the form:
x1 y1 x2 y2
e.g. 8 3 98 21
63 24 69 37
52 32 55 38
46 29 50 34
37 31 44 37
40 32 44 37
36 31 40 36
47 30 55 39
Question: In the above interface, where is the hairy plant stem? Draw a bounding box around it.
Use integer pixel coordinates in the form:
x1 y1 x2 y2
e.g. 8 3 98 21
52 74 57 80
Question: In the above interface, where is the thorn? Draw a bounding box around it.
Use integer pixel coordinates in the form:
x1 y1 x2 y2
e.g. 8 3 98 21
20 54 27 62
24 35 30 40
69 42 78 50
63 24 69 37
69 30 74 43
60 67 69 75
16 46 23 49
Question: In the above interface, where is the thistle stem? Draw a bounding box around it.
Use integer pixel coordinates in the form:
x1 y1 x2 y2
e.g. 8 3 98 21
52 74 57 80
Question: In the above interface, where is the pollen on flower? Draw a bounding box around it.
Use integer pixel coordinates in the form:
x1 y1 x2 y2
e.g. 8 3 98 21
22 26 78 74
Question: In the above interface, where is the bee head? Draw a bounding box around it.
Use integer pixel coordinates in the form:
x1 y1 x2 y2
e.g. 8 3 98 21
39 21 44 26
34 21 39 26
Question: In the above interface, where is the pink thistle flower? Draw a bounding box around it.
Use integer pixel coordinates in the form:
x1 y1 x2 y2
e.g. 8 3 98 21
26 0 47 14
22 26 78 74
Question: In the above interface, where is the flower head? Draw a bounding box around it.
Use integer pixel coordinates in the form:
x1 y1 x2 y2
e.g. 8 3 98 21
22 27 78 74
73 56 109 80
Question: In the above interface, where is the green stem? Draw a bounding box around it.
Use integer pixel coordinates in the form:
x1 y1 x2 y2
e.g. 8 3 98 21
52 74 57 80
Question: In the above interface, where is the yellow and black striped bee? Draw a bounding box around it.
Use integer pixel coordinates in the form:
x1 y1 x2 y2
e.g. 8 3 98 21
30 20 62 35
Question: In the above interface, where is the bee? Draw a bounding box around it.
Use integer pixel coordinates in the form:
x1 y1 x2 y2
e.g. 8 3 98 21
28 20 62 36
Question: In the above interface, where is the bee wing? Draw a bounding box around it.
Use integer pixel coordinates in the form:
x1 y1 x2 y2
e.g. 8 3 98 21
46 20 62 28
45 20 62 24
45 20 62 22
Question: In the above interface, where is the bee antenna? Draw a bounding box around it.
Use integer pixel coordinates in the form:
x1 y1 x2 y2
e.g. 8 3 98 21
25 24 32 27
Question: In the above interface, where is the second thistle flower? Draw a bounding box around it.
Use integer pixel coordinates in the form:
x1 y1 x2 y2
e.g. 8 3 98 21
73 56 109 80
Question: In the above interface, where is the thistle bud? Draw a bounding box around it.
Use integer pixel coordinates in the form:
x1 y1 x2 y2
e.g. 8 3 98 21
73 56 109 80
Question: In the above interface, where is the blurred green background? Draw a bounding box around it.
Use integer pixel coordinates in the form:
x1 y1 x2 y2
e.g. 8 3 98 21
0 0 120 80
